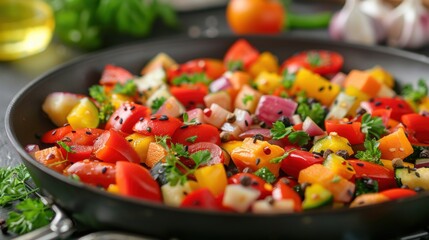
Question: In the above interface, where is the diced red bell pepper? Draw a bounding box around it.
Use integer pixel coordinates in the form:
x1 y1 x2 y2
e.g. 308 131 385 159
170 83 208 109
99 64 133 85
61 128 105 146
228 173 272 200
116 161 161 202
180 188 225 211
280 146 324 179
325 119 365 145
93 129 140 163
224 39 260 69
167 59 225 82
133 114 182 137
172 124 221 146
59 144 94 163
402 113 429 144
272 179 302 212
41 125 73 144
105 102 151 134
380 188 417 200
361 97 414 122
349 159 396 191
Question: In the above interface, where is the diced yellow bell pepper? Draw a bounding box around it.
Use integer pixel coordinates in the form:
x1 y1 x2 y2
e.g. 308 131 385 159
366 66 395 89
161 180 199 207
231 138 284 176
291 68 340 106
110 93 133 109
125 133 155 163
380 159 414 171
345 86 370 116
194 163 227 196
254 71 283 94
66 97 99 129
249 52 279 77
311 132 354 156
107 184 120 194
419 97 429 113
323 154 355 180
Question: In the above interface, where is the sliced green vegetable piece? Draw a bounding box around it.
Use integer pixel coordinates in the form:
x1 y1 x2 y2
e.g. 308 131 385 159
395 167 429 190
302 183 333 210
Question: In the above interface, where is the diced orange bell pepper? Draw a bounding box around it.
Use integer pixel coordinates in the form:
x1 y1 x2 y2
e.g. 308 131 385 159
378 128 414 160
194 163 228 196
298 164 355 203
34 146 69 173
344 70 382 98
231 138 284 176
145 142 167 168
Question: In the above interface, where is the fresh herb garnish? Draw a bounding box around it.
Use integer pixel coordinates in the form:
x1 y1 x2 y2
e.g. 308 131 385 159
155 136 211 186
242 94 254 105
182 112 198 126
297 102 325 126
112 80 137 96
307 52 323 67
227 60 244 71
172 73 210 86
185 135 197 143
0 165 35 206
270 121 310 146
401 79 428 103
361 113 387 140
355 139 383 165
6 198 54 235
270 148 296 164
254 167 276 184
151 96 167 113
89 85 114 123
355 177 379 197
281 69 296 89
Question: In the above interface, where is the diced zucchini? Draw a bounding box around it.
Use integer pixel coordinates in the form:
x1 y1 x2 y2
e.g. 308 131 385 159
302 183 333 210
395 167 429 190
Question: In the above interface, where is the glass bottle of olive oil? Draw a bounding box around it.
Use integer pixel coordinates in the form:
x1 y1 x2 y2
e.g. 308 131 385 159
0 0 54 61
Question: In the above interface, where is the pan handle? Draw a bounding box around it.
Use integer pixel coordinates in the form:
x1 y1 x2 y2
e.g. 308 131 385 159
14 198 75 240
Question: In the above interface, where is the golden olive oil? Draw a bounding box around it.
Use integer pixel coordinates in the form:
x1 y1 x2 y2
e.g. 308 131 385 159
0 0 54 61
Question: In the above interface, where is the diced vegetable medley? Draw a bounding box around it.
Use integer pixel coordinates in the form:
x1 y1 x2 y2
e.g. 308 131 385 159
30 39 429 213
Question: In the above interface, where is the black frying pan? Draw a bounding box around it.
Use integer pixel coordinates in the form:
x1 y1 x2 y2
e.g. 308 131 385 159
6 36 429 240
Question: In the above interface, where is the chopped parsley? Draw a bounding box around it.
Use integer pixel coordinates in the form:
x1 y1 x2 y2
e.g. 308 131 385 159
307 52 323 67
281 69 296 89
297 102 326 126
270 148 296 164
270 121 310 146
182 112 198 126
401 79 428 103
361 113 387 140
355 138 383 165
355 177 379 197
185 135 197 143
227 60 244 71
242 94 254 105
89 85 108 103
89 84 114 123
0 165 35 206
254 167 276 184
151 96 167 113
112 80 137 96
172 73 210 86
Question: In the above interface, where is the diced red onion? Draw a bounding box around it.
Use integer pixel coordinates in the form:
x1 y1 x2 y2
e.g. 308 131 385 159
302 117 325 137
255 95 298 127
239 128 271 140
186 108 205 124
415 158 429 168
209 76 232 93
204 103 231 128
234 108 252 131
157 96 185 118
25 144 40 158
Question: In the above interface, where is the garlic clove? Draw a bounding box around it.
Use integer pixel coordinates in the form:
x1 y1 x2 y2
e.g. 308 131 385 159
360 0 393 42
385 0 429 49
329 0 378 45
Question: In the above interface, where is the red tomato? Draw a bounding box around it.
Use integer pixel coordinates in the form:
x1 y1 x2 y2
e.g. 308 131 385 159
361 97 414 122
167 59 225 82
280 146 324 179
59 145 94 163
99 64 133 85
133 114 182 137
170 83 208 109
272 179 302 212
325 119 365 145
64 160 116 188
281 50 344 75
380 188 417 200
224 39 260 69
105 102 151 134
228 173 272 199
172 124 220 146
180 188 225 211
93 129 140 163
349 160 397 191
402 113 429 144
41 125 73 144
187 142 228 166
61 128 105 146
116 161 161 202
226 0 285 34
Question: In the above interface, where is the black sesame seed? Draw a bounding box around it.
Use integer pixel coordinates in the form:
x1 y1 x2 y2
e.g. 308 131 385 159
318 86 325 92
130 106 136 111
150 116 157 120
101 167 107 174
240 176 252 186
159 115 169 121
245 120 249 127
398 103 403 109
71 130 76 133
374 101 382 106
180 125 189 129
277 110 283 115
139 117 144 122
52 130 57 135
415 172 421 178
85 131 92 135
119 118 123 124
328 85 332 90
128 139 133 142
114 115 120 121
255 158 261 165
356 162 365 167
123 107 128 111
146 127 152 132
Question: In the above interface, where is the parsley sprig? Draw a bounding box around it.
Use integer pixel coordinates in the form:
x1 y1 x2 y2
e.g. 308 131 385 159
89 85 114 124
6 198 54 235
270 121 310 146
281 69 296 89
254 167 276 184
0 165 35 206
156 136 211 186
297 102 325 126
355 139 383 165
112 80 137 96
361 113 387 140
401 79 428 103
151 96 167 113
182 112 198 126
172 73 210 86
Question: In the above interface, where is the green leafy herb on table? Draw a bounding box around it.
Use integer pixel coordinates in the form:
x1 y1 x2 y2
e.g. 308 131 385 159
0 165 35 206
46 0 179 50
6 198 54 235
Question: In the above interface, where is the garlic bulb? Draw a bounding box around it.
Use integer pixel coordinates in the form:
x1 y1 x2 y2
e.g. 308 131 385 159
360 0 393 41
329 0 378 45
385 0 429 49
